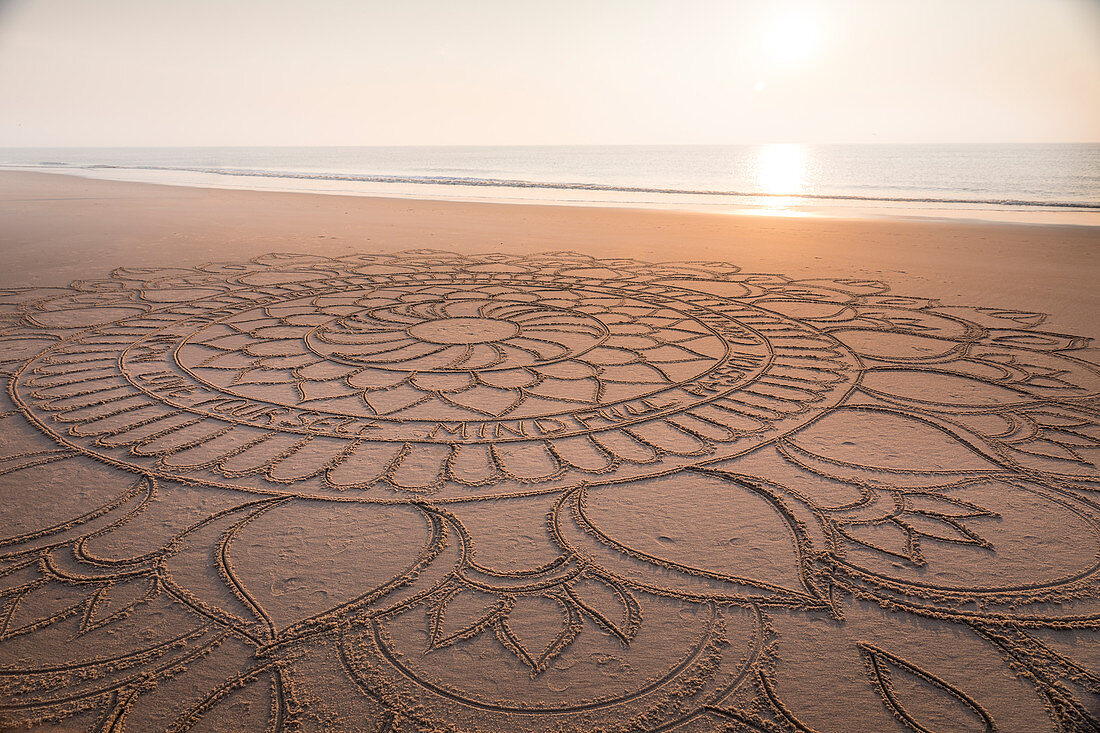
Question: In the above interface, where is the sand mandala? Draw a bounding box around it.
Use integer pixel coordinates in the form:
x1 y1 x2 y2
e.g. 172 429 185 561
0 250 1097 731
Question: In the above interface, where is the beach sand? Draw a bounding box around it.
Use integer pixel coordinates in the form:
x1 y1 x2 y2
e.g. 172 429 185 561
5 171 1099 338
0 170 1098 731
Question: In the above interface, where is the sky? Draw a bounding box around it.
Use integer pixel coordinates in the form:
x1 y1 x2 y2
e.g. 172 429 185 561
0 0 1098 147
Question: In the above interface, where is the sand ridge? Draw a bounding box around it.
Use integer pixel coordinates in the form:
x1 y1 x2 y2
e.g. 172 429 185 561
0 249 1097 731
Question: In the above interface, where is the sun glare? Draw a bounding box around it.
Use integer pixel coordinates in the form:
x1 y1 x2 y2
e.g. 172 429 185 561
755 143 806 197
766 11 820 65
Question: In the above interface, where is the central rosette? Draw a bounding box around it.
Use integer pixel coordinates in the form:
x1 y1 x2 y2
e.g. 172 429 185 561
156 280 750 445
407 317 520 345
302 294 609 371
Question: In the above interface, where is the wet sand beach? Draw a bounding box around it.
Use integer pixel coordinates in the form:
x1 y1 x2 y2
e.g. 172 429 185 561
0 170 1098 731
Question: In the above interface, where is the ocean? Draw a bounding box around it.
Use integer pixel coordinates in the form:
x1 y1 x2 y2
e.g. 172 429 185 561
2 144 1098 224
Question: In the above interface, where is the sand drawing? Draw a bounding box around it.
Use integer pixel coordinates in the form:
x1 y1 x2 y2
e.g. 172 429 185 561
0 250 1096 731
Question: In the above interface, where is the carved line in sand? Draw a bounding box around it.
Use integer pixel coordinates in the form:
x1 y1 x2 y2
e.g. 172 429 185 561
0 251 1096 732
11 271 860 500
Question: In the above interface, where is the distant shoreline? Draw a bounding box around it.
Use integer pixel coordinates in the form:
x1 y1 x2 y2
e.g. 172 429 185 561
3 142 1098 226
11 163 1100 210
8 166 1100 228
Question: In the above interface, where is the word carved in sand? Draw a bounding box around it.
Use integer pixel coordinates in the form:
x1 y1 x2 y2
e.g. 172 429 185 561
0 251 1097 732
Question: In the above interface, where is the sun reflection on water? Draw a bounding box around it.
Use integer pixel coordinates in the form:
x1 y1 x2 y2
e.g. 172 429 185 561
754 143 806 211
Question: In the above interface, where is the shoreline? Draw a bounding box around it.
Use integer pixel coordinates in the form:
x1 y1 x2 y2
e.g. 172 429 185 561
3 169 1098 340
6 165 1100 228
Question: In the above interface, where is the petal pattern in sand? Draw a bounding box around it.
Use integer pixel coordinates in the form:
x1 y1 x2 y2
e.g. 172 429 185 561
0 250 1096 731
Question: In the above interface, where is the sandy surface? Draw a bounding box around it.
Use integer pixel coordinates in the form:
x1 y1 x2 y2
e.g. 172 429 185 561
4 171 1099 339
0 171 1098 731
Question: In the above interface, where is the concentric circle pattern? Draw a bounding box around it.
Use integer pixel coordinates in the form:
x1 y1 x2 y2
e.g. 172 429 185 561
12 259 858 498
0 251 1097 732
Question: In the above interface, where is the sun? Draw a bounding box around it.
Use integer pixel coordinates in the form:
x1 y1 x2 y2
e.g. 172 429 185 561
766 11 821 65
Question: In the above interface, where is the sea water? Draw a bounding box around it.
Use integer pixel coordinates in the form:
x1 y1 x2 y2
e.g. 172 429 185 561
2 144 1098 224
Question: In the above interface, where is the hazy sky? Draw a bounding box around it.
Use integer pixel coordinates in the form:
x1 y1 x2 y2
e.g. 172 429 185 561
1 0 1098 146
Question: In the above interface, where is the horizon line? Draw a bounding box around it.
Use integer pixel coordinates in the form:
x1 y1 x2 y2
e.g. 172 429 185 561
3 141 1100 149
